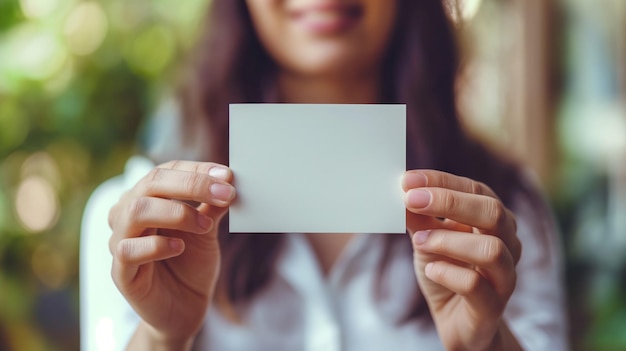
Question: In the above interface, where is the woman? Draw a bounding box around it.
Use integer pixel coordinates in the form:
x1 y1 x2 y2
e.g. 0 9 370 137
81 0 568 350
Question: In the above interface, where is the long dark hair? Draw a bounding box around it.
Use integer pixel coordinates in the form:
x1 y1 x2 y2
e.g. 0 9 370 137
176 0 542 321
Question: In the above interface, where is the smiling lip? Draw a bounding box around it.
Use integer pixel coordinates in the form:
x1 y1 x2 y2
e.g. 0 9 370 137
289 3 363 35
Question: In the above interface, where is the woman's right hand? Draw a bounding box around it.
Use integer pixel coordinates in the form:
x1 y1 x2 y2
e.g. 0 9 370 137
108 161 236 348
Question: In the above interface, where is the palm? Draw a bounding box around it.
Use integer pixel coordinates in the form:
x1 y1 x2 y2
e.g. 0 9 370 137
126 205 224 340
413 253 499 349
408 213 504 350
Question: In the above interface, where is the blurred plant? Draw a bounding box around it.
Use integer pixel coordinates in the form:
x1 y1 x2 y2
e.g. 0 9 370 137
0 0 206 349
1 0 624 350
554 0 626 350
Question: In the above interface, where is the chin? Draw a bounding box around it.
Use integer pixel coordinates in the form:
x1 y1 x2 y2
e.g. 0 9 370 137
289 49 372 78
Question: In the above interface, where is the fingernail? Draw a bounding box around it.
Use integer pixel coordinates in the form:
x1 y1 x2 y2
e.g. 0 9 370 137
210 182 234 201
209 166 229 180
413 230 430 245
169 239 184 252
408 189 431 208
404 172 427 189
198 215 213 230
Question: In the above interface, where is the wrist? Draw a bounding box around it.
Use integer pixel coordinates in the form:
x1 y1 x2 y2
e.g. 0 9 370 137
132 322 195 351
481 322 522 351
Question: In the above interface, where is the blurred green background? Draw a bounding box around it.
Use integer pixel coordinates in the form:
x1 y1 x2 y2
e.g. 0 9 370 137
0 0 624 350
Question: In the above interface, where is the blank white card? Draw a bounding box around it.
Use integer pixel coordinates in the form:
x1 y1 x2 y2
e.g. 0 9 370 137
229 104 406 234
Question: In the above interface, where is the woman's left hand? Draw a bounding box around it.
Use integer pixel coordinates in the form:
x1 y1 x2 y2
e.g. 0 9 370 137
403 170 522 351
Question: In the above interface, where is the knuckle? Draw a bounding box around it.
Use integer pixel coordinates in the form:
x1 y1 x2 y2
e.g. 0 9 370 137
463 271 482 295
427 262 445 281
429 232 448 252
159 160 179 170
170 203 188 227
114 239 133 264
182 172 208 195
128 197 150 220
486 199 506 231
190 162 203 173
439 174 451 189
143 238 159 257
470 180 483 195
143 238 160 258
483 238 508 266
442 191 457 212
114 238 158 264
142 168 164 193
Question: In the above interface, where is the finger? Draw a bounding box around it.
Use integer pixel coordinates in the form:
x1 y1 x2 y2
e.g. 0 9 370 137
423 260 503 318
157 160 233 182
403 170 499 199
405 188 510 233
405 187 521 264
414 230 516 296
403 170 520 261
115 236 184 266
406 211 443 234
439 218 474 233
406 211 473 236
135 168 236 206
111 236 185 288
405 187 517 237
116 196 214 237
197 202 229 221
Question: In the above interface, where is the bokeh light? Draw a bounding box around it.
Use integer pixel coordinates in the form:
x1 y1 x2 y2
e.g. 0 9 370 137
0 0 622 350
19 0 59 19
0 1 207 349
31 244 68 289
125 24 175 77
560 102 626 163
1 24 68 81
64 1 108 56
45 59 75 95
108 1 149 32
450 0 483 22
15 175 59 233
21 152 62 190
460 0 483 20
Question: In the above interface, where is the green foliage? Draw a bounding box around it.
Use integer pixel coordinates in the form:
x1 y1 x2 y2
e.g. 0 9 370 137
0 0 624 350
0 0 206 349
0 0 23 32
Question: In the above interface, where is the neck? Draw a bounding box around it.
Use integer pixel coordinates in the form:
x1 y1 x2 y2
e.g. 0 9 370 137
306 233 355 276
278 71 381 104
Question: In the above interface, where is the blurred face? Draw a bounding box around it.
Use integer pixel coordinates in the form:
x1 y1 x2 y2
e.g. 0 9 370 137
246 0 397 78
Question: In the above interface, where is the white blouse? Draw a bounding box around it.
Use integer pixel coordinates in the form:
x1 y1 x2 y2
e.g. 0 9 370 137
80 156 569 351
